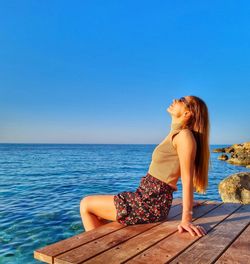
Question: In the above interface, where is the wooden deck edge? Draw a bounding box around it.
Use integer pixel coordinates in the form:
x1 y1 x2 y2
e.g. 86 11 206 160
33 199 183 259
33 222 127 263
34 251 53 264
33 199 217 263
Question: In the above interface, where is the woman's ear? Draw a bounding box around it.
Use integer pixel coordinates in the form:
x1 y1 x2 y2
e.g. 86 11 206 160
183 110 192 120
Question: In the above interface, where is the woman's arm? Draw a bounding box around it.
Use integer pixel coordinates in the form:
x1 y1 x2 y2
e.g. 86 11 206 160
174 129 206 237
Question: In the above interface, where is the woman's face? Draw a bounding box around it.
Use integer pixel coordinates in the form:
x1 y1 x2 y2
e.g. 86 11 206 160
166 96 190 117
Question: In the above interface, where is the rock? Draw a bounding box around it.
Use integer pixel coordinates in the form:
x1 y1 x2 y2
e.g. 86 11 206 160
213 148 225 153
218 172 250 204
224 146 235 153
247 165 250 169
227 157 250 166
227 142 250 166
218 154 228 160
214 142 250 167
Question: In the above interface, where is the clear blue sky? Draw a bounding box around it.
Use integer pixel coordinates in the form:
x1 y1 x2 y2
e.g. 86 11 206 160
0 1 249 144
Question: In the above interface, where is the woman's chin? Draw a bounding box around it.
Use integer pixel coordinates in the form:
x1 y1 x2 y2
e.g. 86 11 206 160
166 107 172 113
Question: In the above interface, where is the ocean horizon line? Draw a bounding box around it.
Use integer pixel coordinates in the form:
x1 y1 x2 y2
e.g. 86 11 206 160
0 142 234 146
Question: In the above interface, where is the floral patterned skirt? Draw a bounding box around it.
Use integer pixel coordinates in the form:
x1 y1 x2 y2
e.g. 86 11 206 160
113 172 175 226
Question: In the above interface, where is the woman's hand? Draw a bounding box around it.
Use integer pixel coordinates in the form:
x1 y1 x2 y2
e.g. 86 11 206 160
177 221 207 237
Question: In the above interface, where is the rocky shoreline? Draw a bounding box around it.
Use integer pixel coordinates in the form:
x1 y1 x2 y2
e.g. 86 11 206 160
213 142 250 168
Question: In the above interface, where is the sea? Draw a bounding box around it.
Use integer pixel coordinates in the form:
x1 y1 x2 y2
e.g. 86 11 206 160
0 143 249 264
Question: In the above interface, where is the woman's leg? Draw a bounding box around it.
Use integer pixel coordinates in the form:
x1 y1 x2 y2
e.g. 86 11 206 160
80 195 118 231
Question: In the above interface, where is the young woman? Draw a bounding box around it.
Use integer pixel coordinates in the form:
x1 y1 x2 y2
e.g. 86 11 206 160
80 95 210 237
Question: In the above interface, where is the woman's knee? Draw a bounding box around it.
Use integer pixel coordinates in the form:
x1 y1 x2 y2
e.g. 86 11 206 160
80 196 91 214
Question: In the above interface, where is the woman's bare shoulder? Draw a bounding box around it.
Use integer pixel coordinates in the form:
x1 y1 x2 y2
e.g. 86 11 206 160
179 128 194 136
173 129 196 148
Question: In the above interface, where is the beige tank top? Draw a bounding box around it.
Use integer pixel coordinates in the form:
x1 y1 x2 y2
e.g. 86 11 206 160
148 122 185 191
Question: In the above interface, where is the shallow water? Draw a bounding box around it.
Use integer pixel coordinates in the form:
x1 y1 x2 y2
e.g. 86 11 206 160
0 143 249 263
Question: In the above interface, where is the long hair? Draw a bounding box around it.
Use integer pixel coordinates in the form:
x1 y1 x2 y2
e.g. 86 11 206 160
185 95 210 194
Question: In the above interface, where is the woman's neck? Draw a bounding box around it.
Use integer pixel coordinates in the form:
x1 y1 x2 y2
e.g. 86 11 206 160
170 122 184 131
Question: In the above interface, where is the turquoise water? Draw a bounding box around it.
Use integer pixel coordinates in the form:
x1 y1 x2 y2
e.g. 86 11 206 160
0 143 249 264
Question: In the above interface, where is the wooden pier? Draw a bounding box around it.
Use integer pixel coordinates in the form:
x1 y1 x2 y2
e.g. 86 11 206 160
34 198 250 264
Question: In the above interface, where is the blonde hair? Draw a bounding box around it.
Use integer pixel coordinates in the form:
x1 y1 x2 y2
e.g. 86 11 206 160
185 95 211 194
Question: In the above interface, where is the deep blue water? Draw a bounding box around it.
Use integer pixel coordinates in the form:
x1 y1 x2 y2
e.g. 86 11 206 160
0 143 249 263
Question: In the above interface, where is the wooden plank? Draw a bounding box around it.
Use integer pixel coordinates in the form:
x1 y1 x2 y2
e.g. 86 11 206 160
34 198 183 263
169 204 250 264
124 202 241 264
34 222 125 264
61 201 217 264
53 200 188 264
215 223 250 264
